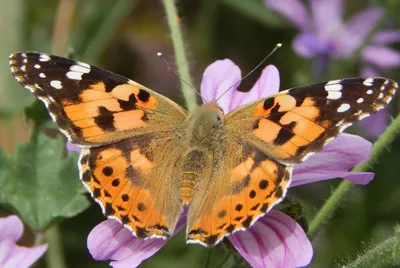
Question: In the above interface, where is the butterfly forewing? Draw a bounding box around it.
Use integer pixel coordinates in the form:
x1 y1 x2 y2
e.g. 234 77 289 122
9 52 187 146
226 77 398 164
9 51 187 240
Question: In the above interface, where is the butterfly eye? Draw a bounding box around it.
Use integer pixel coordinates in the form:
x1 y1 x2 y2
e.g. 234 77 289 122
213 116 223 129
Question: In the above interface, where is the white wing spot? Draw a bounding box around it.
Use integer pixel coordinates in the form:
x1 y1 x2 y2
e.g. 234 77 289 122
39 54 51 62
367 89 373 95
326 79 342 86
378 92 384 99
77 61 91 69
21 53 27 58
34 64 41 69
50 80 62 89
325 84 343 91
384 80 390 85
39 73 46 78
21 65 26 72
23 59 27 64
337 103 351 113
363 78 374 86
66 64 91 80
327 91 342 100
356 98 364 103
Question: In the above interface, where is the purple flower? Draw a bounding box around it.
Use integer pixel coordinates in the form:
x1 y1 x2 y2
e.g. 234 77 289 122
0 215 47 268
82 60 374 267
264 0 383 60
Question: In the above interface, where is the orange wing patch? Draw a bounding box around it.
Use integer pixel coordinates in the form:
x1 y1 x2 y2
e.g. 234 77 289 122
79 136 183 239
186 146 292 247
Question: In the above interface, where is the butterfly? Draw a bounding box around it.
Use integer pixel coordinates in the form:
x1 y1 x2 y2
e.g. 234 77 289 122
9 52 397 247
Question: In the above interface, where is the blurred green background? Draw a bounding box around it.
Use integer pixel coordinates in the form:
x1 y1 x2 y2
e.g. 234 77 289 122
0 0 400 267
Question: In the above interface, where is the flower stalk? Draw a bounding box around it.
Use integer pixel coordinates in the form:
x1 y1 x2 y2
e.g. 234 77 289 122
162 0 198 111
308 112 400 238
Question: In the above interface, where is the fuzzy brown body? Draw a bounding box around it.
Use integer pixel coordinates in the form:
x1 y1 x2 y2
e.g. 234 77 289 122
9 52 397 247
179 103 226 205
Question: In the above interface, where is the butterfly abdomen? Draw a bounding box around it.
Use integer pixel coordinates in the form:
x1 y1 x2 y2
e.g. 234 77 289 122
180 150 211 205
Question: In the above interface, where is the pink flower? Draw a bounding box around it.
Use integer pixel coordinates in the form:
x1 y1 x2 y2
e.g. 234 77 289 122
0 215 47 268
76 60 374 267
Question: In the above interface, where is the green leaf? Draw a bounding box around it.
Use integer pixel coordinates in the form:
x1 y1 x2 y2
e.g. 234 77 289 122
0 132 90 229
24 99 51 127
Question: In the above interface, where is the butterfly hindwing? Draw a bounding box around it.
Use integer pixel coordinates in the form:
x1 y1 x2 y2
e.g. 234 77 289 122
185 134 292 246
79 133 184 239
9 52 187 146
226 77 398 164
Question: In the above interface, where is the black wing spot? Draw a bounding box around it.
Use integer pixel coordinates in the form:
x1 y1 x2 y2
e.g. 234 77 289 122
102 166 114 176
121 194 129 201
242 216 253 228
235 204 243 212
111 178 120 187
95 106 116 131
105 203 115 216
263 98 275 110
217 210 227 218
121 215 130 224
138 89 150 102
137 202 146 211
118 93 137 110
82 170 91 182
93 188 101 198
259 179 269 190
249 189 256 198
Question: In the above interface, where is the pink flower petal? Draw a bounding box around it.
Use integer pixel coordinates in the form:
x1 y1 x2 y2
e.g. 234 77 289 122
229 210 312 268
228 65 280 112
361 45 400 69
66 142 81 153
336 7 383 57
88 213 186 267
292 134 374 187
373 30 400 45
0 216 23 242
310 0 343 38
360 108 390 138
1 244 48 268
200 59 242 113
264 0 310 31
0 216 47 268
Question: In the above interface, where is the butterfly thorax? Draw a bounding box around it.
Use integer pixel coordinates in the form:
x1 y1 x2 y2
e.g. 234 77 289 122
179 103 226 205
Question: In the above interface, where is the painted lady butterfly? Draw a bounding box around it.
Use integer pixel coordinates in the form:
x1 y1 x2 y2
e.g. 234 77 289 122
9 52 397 246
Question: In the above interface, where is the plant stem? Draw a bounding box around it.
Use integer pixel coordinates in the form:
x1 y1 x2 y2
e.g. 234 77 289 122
162 0 198 111
51 0 76 56
45 224 67 268
308 112 400 238
82 0 136 62
342 234 400 268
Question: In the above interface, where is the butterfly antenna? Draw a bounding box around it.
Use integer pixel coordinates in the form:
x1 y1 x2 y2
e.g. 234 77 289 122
216 43 282 102
157 52 205 102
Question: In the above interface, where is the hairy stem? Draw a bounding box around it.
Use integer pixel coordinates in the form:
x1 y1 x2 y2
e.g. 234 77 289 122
343 231 400 268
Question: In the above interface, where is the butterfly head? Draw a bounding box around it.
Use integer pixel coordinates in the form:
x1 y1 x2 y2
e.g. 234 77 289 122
185 102 225 146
